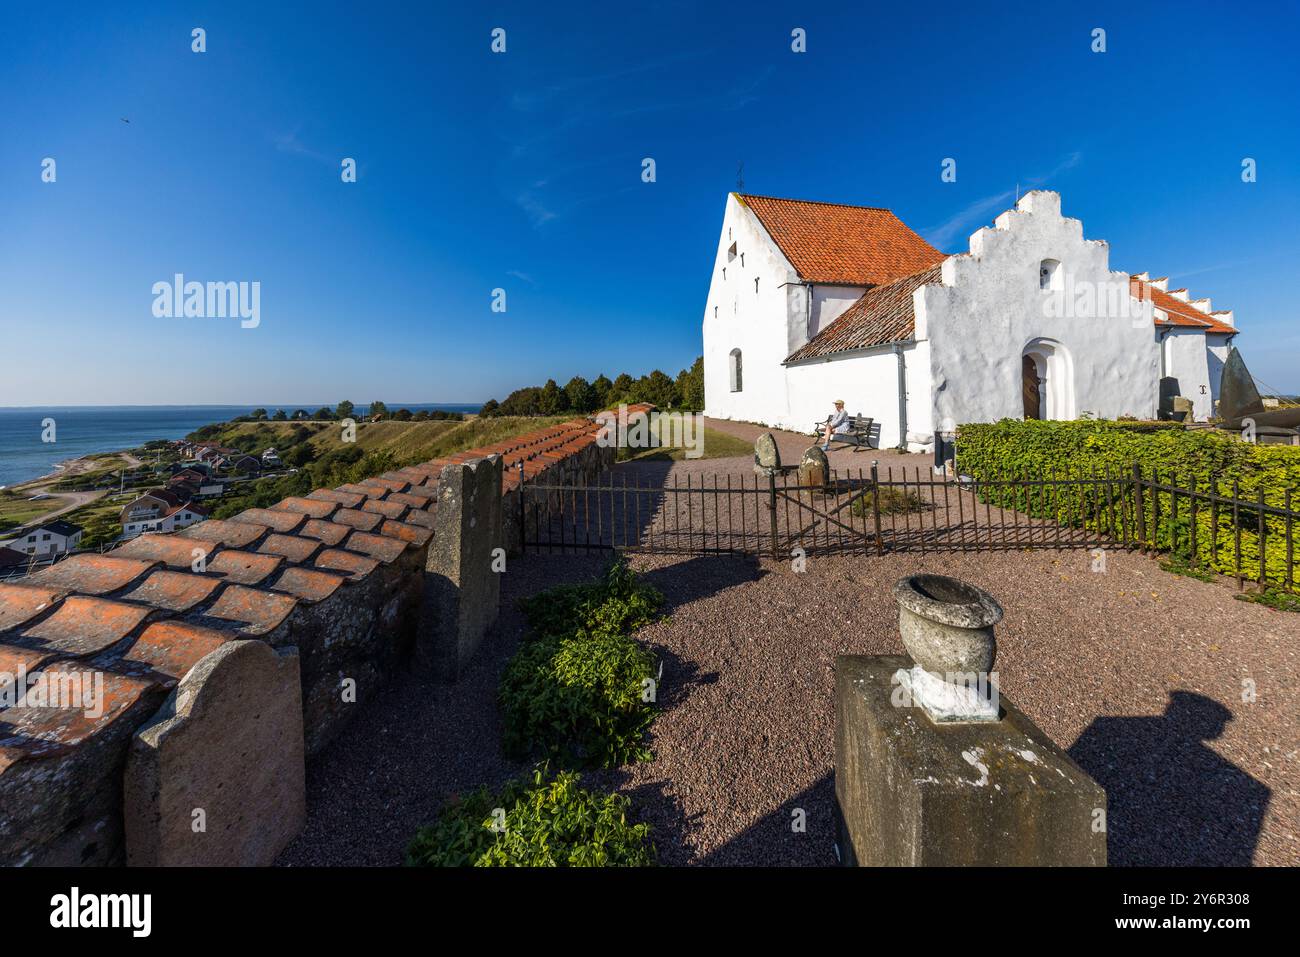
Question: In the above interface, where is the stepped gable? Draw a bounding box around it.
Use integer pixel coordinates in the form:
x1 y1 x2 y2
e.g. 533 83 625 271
0 409 645 786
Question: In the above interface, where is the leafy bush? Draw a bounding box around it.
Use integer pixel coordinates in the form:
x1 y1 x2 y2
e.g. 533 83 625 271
500 559 662 767
1235 587 1300 613
405 767 655 867
850 485 930 516
957 419 1300 588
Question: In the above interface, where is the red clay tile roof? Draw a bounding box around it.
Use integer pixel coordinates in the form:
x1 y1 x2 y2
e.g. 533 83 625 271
1130 277 1236 334
106 620 230 686
739 194 945 286
0 664 157 767
786 263 943 362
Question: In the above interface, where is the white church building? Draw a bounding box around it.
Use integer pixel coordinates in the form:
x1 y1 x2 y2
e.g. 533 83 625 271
701 191 1238 451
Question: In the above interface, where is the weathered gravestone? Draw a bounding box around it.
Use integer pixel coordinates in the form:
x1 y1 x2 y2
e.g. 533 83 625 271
797 445 829 489
421 454 503 681
124 640 305 866
834 574 1106 866
753 432 781 477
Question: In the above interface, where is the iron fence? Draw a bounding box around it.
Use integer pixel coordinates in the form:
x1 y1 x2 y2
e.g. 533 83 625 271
519 461 1299 592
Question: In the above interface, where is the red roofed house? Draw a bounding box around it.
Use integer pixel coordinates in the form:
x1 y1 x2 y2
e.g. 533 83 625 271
703 191 1238 451
120 488 210 540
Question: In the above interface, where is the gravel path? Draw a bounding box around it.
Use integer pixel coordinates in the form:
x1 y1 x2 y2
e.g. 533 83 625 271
597 546 1298 866
279 427 1299 867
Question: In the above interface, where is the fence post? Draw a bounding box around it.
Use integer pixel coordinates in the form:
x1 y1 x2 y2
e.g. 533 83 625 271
1258 487 1267 588
1133 464 1146 551
1287 487 1294 593
1188 474 1199 566
870 461 884 556
1232 477 1243 590
768 471 779 561
517 461 526 553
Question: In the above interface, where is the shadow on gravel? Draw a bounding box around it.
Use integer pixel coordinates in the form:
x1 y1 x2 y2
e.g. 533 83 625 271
639 554 766 615
696 773 837 867
1068 691 1270 866
647 644 717 711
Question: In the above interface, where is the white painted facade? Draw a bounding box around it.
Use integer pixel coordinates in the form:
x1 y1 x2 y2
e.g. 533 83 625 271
0 524 83 557
920 191 1159 435
703 190 1234 451
122 508 206 540
702 193 863 427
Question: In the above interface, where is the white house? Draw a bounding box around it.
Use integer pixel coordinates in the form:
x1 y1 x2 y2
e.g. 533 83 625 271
702 191 1238 451
120 488 209 540
0 519 84 557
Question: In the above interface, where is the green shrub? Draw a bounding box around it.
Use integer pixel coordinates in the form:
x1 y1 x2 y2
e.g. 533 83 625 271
957 419 1300 589
500 559 662 767
849 485 930 517
1235 587 1300 613
405 767 655 867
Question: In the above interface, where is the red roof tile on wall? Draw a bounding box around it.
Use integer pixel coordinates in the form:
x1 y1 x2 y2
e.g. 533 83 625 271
0 409 622 788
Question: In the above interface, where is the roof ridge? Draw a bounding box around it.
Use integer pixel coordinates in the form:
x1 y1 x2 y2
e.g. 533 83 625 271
739 192 896 213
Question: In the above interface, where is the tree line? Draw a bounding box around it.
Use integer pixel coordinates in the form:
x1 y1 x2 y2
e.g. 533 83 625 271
480 357 703 417
235 401 463 423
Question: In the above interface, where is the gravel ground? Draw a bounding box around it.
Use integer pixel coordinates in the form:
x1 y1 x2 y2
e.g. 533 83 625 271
279 424 1300 867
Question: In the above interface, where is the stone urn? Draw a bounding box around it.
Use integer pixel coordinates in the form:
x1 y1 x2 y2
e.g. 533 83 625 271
892 574 1004 722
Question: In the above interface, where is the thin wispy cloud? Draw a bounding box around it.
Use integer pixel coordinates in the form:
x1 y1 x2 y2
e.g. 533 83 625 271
1167 260 1251 280
923 152 1083 250
503 60 771 228
510 51 707 113
272 128 335 166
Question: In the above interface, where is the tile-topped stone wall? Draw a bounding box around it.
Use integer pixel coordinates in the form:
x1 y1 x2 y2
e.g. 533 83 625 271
0 410 635 866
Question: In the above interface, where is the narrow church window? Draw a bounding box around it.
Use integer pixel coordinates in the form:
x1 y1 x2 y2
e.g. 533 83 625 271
729 348 743 392
1040 259 1062 291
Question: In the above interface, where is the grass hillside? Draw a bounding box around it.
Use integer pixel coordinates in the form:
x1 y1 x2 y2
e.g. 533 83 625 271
192 416 574 467
193 415 577 520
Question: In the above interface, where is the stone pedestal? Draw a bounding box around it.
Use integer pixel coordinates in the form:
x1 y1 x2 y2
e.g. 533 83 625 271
421 455 503 681
834 655 1106 866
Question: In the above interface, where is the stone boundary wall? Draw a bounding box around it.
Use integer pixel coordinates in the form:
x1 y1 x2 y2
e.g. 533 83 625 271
0 408 646 866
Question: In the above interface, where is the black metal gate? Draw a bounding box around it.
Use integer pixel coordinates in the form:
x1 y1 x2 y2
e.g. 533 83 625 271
518 465 1120 558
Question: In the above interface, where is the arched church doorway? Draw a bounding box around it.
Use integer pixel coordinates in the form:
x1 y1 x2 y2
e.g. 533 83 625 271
1021 339 1075 420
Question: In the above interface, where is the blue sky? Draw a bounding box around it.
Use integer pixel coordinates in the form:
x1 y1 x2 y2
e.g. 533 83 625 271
2 0 1298 406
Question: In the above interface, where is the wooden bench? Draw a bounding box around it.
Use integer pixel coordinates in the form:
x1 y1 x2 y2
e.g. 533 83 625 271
812 415 874 451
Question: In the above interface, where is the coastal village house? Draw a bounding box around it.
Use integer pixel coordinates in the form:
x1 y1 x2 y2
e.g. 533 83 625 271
0 519 83 557
120 487 210 539
701 191 1238 451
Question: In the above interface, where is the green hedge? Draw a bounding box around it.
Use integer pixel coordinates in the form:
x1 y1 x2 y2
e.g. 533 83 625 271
405 767 655 867
500 559 662 768
956 419 1300 588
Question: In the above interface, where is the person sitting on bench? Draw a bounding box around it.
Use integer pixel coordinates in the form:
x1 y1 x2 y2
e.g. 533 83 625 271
820 400 850 451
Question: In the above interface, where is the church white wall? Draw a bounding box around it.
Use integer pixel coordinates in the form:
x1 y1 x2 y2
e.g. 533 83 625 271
785 342 926 450
919 191 1159 438
1163 329 1213 421
703 194 801 425
1206 334 1233 412
809 284 867 340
